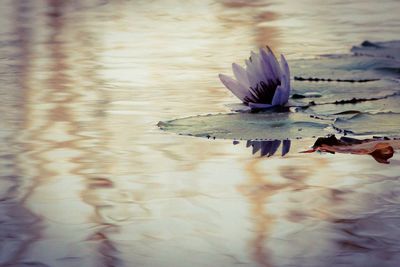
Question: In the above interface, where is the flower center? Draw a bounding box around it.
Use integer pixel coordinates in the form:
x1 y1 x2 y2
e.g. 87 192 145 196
245 79 281 104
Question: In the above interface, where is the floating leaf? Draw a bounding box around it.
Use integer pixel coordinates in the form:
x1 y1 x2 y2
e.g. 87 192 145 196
305 135 400 164
333 112 400 137
291 54 400 81
158 112 330 140
304 94 400 115
351 40 400 60
291 79 399 106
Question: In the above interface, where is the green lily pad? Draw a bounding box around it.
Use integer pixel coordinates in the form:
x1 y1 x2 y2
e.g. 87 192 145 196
289 46 400 116
291 79 399 106
351 40 400 60
158 112 331 140
304 94 400 115
333 112 400 137
291 54 400 80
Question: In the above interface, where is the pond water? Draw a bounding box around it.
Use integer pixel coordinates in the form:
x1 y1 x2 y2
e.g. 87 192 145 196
1 0 400 266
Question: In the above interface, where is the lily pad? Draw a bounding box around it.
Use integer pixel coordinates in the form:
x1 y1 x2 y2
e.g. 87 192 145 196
333 112 400 137
291 54 400 80
291 41 400 81
158 112 331 140
289 46 400 116
304 94 400 115
351 40 400 60
291 79 399 106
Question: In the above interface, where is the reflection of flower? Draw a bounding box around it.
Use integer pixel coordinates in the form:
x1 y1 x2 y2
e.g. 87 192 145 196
219 47 290 109
246 139 291 157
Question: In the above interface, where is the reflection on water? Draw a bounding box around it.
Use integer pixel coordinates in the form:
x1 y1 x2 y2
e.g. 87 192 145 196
0 0 400 266
244 139 291 157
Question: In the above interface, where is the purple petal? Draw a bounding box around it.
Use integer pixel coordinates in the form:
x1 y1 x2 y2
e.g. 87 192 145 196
280 54 290 85
245 58 263 89
248 102 273 109
259 49 274 81
250 51 265 79
232 63 250 87
280 54 291 103
280 76 290 105
218 74 248 102
260 47 281 82
268 51 282 81
271 86 283 106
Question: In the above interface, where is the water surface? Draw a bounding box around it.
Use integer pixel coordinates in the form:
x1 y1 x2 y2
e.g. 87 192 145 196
1 0 400 266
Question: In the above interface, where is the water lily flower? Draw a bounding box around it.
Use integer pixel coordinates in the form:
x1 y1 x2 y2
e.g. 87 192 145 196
219 46 291 109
